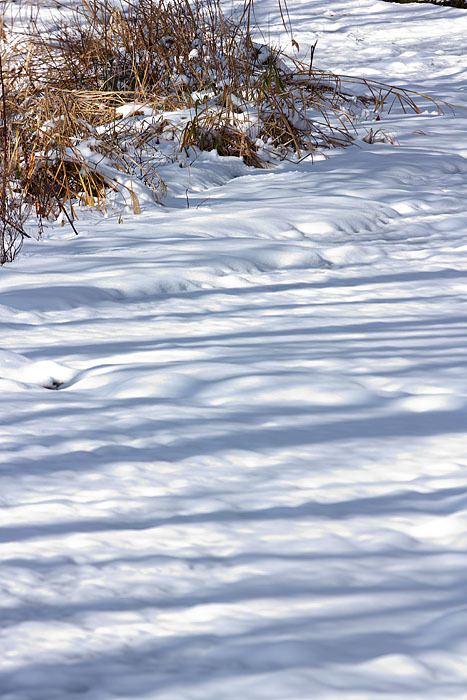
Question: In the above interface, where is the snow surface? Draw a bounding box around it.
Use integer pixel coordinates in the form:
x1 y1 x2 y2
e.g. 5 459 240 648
1 1 467 698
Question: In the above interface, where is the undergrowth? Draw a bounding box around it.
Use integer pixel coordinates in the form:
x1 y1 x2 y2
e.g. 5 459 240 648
0 0 448 263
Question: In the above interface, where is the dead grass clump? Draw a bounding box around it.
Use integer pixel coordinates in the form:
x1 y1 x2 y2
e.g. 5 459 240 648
0 0 448 263
0 54 31 264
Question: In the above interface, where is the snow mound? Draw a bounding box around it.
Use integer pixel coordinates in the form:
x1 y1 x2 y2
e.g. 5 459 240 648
0 349 76 389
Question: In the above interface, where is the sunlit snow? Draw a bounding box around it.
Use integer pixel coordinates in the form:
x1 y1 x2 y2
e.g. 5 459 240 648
1 0 467 698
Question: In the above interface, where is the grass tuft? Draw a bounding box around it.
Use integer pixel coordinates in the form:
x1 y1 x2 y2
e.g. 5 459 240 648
0 0 450 262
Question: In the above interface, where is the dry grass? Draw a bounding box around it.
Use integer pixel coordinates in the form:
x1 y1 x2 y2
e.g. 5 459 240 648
0 52 32 264
0 0 449 263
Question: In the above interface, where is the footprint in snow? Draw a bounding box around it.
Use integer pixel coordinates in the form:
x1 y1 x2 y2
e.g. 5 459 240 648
0 349 75 390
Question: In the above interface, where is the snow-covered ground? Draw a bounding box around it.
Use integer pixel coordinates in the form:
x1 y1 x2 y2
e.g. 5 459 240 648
1 1 467 698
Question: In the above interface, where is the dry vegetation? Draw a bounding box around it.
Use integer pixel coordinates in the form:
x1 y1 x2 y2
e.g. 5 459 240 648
0 0 446 263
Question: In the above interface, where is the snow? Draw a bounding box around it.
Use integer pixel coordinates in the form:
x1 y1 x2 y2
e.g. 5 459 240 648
1 0 467 698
